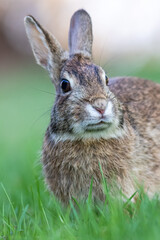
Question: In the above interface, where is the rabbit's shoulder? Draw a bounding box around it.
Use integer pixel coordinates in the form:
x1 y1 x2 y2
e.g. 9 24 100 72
109 76 160 97
109 76 160 109
109 76 160 134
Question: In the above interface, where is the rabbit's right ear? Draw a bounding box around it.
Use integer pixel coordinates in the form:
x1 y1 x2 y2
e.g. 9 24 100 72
69 9 93 58
24 16 64 86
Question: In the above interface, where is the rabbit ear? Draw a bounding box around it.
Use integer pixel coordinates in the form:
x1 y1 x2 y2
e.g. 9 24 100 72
24 15 64 86
69 9 93 58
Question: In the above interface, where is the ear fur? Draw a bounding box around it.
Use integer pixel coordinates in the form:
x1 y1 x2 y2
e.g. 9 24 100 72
24 15 64 86
69 9 93 58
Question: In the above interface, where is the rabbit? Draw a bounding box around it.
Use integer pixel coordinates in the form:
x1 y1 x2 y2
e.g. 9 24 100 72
24 9 160 204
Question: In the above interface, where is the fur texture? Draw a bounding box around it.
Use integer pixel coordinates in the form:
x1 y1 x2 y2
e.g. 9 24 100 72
24 9 160 204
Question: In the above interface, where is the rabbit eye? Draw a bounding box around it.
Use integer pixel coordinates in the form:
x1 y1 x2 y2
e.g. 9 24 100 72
60 79 71 93
105 75 109 85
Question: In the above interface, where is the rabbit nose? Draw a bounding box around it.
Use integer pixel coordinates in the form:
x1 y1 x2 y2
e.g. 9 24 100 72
92 98 107 115
94 107 105 115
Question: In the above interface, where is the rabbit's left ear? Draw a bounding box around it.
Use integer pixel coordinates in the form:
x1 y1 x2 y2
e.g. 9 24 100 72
24 16 64 85
69 9 93 58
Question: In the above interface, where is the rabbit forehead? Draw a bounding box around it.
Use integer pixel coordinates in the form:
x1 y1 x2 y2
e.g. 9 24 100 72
61 55 105 86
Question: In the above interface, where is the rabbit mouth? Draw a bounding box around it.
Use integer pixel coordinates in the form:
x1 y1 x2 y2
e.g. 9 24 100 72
85 120 111 132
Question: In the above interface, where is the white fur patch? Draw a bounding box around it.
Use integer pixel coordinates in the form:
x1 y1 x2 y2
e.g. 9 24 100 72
104 101 114 120
86 101 114 121
86 104 101 118
101 70 106 82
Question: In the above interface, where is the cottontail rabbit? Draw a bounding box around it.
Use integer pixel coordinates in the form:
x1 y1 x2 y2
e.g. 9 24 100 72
24 9 160 204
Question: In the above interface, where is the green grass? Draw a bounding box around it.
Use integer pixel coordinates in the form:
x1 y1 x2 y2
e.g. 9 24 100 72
0 60 160 240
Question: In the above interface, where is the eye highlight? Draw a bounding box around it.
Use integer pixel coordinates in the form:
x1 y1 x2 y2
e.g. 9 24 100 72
60 79 71 93
105 75 109 85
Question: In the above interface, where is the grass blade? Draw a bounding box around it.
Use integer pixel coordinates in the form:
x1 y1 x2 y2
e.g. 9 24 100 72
40 200 50 229
87 177 93 205
17 204 29 232
1 183 18 223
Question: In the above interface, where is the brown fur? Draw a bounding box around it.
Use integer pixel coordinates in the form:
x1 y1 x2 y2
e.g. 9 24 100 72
24 9 160 204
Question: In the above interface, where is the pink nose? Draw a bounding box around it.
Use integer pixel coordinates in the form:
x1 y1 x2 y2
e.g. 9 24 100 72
94 107 105 115
92 98 107 115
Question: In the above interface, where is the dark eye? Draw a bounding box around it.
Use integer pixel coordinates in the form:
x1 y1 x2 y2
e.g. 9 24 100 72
60 79 71 93
105 75 109 85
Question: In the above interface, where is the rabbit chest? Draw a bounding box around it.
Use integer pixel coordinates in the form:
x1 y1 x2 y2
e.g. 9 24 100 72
42 131 136 203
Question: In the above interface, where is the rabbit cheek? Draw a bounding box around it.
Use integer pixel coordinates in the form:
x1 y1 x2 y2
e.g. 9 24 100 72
73 108 82 121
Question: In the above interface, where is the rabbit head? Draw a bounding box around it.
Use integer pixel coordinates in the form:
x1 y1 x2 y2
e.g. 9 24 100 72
24 9 124 141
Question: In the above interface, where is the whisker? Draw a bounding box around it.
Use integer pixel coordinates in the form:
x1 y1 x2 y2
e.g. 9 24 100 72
33 87 56 96
31 107 52 129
